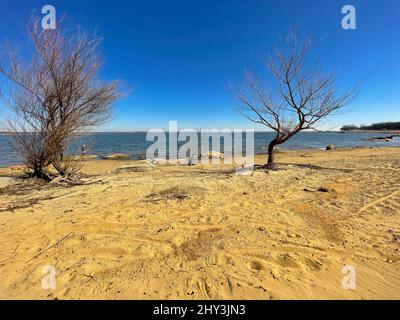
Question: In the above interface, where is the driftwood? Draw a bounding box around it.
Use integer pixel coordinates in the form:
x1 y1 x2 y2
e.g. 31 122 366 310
49 176 84 186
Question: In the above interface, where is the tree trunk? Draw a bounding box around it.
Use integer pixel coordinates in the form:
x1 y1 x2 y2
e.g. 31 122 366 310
32 167 50 181
52 156 65 176
266 139 278 169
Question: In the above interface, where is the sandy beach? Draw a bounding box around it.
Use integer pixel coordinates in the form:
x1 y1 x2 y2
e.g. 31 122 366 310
0 147 399 300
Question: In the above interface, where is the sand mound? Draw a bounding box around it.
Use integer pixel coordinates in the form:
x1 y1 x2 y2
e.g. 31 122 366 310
144 186 207 203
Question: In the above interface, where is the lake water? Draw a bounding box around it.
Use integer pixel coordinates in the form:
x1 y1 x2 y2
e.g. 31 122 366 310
1 131 399 167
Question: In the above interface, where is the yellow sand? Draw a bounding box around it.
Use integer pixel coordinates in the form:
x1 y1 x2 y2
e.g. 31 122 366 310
0 147 399 300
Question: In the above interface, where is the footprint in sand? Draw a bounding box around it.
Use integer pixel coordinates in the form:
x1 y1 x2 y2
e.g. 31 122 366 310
358 189 400 215
186 275 211 299
248 260 264 271
275 253 301 269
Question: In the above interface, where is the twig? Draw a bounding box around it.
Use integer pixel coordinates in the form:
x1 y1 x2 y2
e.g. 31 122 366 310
0 243 20 265
223 273 233 294
59 178 84 185
25 233 72 264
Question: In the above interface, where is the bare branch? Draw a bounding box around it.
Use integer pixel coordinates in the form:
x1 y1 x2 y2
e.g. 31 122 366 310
0 16 121 179
236 30 359 168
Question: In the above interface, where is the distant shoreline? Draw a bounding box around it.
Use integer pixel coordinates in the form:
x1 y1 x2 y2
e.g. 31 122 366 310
2 131 400 168
344 130 400 134
2 145 400 170
1 130 400 134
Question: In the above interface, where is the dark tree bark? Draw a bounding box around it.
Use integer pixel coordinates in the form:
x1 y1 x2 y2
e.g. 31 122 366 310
266 139 278 168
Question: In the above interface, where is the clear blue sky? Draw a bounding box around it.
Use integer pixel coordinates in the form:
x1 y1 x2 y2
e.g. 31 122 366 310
1 0 399 131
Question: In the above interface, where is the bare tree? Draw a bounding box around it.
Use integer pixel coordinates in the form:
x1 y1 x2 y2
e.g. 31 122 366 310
237 31 358 168
0 17 120 179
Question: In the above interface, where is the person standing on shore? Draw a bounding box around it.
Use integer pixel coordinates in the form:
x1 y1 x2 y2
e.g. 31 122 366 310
81 144 87 155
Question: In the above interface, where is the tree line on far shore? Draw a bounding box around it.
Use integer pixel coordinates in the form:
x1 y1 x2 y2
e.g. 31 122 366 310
341 122 400 131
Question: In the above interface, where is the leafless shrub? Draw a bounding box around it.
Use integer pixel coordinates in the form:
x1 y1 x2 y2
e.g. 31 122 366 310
0 16 120 180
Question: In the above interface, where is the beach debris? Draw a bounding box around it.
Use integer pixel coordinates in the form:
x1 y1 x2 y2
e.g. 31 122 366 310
223 273 233 293
388 229 400 243
101 154 130 160
80 154 98 160
178 157 196 166
0 178 48 196
145 187 189 202
236 166 254 176
49 176 84 186
148 158 168 165
0 244 20 265
255 285 268 292
364 135 399 142
49 176 64 185
83 273 95 280
112 164 155 173
144 186 206 203
0 177 18 188
326 144 336 150
10 166 23 171
25 233 73 264
202 151 224 159
63 154 97 161
249 260 264 271
303 187 329 193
